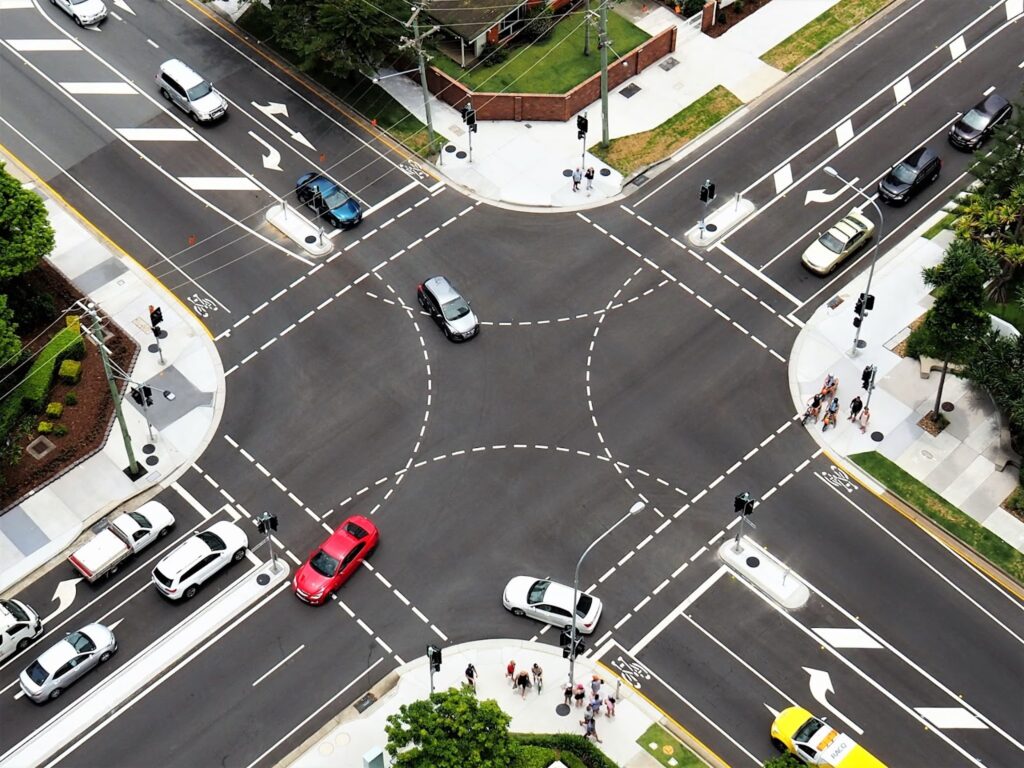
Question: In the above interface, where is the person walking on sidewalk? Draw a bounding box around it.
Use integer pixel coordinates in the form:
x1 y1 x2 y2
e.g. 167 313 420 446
465 663 477 692
588 692 603 718
515 668 532 699
574 682 586 708
585 167 595 194
848 395 863 422
531 663 543 693
506 660 516 686
562 682 573 707
859 406 871 433
581 711 602 743
605 691 616 717
572 168 582 192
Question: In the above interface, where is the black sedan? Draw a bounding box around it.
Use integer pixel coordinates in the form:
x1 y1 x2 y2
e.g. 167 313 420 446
877 146 941 204
295 172 362 229
948 93 1012 151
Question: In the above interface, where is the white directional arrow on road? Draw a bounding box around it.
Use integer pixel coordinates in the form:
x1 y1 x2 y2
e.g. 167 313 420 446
251 101 315 150
804 178 859 205
42 577 82 625
107 617 125 632
803 667 863 735
248 131 283 171
112 0 135 15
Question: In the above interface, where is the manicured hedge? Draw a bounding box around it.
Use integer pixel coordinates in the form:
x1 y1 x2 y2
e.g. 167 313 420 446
512 733 617 768
19 326 83 413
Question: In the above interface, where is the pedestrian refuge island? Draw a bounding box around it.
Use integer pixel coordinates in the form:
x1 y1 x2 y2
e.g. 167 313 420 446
265 201 333 257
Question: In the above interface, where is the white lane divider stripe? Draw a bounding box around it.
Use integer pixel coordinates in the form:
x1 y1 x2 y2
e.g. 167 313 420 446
61 82 136 95
6 39 80 51
916 708 988 729
252 645 304 687
118 128 196 141
0 0 34 8
179 177 259 191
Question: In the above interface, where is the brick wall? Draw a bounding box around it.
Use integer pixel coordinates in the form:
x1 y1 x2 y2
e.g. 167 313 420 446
423 25 677 122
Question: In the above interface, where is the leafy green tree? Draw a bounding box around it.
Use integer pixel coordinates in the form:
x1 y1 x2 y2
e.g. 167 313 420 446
262 0 408 80
0 162 55 281
0 295 20 366
969 89 1024 201
965 329 1024 456
955 183 1024 302
909 239 991 422
385 687 519 768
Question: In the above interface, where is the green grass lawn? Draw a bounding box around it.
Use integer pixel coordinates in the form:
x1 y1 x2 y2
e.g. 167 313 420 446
591 86 742 175
637 724 704 768
922 213 956 240
430 10 649 94
761 0 893 72
849 452 1024 582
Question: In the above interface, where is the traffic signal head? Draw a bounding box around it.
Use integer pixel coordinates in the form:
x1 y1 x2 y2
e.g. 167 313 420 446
142 385 154 406
700 185 709 203
427 644 442 671
862 366 873 390
576 115 588 139
734 492 754 515
854 294 865 317
130 387 143 406
864 294 875 312
699 181 715 203
149 305 163 328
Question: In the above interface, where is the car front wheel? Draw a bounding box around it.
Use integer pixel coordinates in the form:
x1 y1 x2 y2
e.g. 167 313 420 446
74 15 83 26
232 548 246 562
49 687 63 701
16 638 30 652
99 650 113 663
771 738 786 752
511 608 525 617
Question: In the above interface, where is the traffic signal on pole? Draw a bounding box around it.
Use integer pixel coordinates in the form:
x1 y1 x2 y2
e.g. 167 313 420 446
427 644 442 672
734 492 754 516
559 628 572 648
854 294 865 317
149 305 163 330
864 294 875 312
699 180 716 203
561 635 585 659
131 387 143 406
576 114 588 140
256 512 278 534
142 386 154 406
862 365 874 391
461 104 477 133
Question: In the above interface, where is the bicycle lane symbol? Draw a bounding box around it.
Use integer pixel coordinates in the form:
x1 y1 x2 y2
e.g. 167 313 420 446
818 465 858 494
187 293 218 319
608 654 653 690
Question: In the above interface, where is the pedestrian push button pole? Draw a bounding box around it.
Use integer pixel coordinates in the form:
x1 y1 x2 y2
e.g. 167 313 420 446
732 491 756 553
698 179 716 241
426 644 442 693
149 304 165 365
255 512 280 572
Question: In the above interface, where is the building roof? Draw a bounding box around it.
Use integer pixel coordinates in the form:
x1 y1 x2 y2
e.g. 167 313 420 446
424 1 527 42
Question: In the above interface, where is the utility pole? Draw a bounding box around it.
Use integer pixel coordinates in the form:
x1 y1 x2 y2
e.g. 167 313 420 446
86 304 140 478
404 6 439 153
583 0 591 56
599 1 611 147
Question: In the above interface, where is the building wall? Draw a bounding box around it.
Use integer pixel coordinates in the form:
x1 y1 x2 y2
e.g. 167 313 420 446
423 26 677 122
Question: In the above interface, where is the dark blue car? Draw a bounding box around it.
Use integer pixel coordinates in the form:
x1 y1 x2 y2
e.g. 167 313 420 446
295 172 362 229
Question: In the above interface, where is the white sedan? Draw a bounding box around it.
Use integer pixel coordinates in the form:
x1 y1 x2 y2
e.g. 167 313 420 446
502 576 603 634
801 209 875 275
51 0 108 27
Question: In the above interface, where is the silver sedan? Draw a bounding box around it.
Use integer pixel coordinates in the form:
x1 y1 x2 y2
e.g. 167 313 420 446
19 623 117 703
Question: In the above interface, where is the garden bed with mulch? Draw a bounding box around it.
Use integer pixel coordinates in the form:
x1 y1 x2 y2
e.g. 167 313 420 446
704 0 774 38
0 262 137 512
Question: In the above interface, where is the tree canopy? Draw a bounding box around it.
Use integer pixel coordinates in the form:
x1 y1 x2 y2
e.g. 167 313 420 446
385 687 519 768
0 162 54 281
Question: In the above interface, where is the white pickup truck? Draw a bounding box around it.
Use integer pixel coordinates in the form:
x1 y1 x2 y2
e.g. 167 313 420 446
69 501 176 582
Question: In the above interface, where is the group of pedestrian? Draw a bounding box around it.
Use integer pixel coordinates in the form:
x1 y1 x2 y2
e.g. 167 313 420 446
807 374 871 434
494 660 545 699
572 167 595 194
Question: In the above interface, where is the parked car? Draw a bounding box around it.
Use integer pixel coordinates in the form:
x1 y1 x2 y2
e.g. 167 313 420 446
771 706 886 767
801 210 875 275
295 172 362 229
69 501 176 583
948 93 1012 150
156 59 228 123
417 276 480 341
50 0 107 27
0 599 44 662
151 521 248 601
18 623 117 703
293 516 378 605
502 576 603 634
877 147 941 204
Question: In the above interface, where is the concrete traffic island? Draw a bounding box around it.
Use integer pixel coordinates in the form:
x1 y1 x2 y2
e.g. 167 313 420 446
685 195 756 247
265 202 333 257
718 538 809 610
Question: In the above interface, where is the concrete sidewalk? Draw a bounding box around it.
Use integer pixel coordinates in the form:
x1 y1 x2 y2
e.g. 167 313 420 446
789 218 1024 552
283 640 676 768
0 156 225 594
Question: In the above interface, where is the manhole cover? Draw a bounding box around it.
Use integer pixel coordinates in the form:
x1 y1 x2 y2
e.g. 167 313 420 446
256 574 270 586
142 444 156 455
555 703 571 717
856 339 867 348
871 430 884 442
145 455 159 466
745 556 760 567
456 150 467 159
355 693 377 713
620 83 641 99
26 436 56 460
563 168 573 177
659 56 679 72
148 343 160 354
705 223 718 232
304 235 317 244
599 168 611 177
941 401 954 412
444 144 455 153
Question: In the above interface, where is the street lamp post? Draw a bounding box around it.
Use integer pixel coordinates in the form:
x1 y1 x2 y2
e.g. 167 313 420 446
567 500 645 694
823 166 885 357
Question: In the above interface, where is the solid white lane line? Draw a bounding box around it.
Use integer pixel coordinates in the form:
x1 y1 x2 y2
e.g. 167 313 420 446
252 645 304 687
0 0 34 7
715 243 801 306
629 566 727 656
118 128 196 142
6 39 79 51
171 481 212 519
60 81 136 95
363 181 419 217
179 177 260 191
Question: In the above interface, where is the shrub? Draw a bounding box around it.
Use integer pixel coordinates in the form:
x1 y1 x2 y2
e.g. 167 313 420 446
45 402 63 418
683 0 705 15
58 359 81 384
4 281 56 329
53 424 68 436
1005 486 1024 515
38 421 53 434
19 326 85 412
64 391 77 406
511 733 616 768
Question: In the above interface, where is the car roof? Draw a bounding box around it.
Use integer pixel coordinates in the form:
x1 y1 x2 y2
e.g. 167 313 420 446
424 276 461 302
160 59 205 89
320 524 365 559
538 580 576 608
976 93 1009 116
902 146 936 168
158 536 211 575
830 217 866 239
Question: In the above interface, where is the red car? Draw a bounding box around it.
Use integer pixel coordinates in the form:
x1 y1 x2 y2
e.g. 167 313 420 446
293 516 378 605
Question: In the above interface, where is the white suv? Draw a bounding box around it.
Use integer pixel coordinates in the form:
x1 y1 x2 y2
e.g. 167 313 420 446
155 59 228 123
0 599 43 662
152 521 248 601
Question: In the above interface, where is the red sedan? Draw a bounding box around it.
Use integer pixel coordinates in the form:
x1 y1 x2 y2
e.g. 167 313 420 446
293 516 378 605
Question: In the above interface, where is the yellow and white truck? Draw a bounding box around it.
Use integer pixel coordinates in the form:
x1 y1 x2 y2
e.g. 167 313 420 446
771 706 886 768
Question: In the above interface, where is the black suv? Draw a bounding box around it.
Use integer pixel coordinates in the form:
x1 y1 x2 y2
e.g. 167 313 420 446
948 93 1012 151
877 147 941 205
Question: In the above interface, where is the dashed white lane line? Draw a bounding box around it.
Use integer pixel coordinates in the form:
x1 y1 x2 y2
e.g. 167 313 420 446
251 645 304 687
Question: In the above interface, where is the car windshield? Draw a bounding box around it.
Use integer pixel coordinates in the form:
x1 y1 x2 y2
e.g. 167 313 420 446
794 716 826 743
818 231 846 254
575 594 593 617
70 0 90 4
309 550 340 578
66 631 96 654
197 531 226 552
442 297 472 322
323 188 352 210
25 661 49 685
127 511 151 529
1 600 28 622
186 81 213 101
527 580 550 605
961 109 989 131
890 163 918 184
